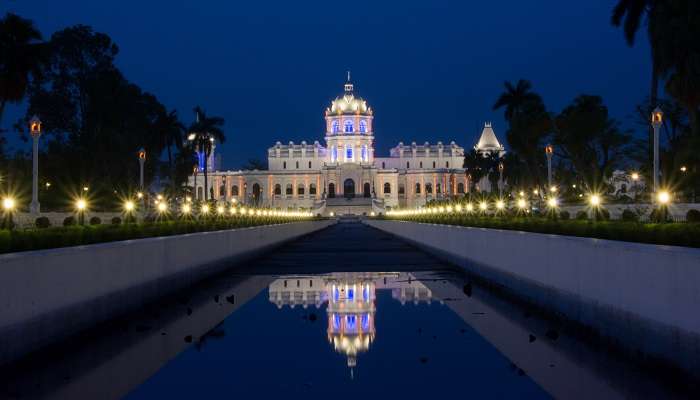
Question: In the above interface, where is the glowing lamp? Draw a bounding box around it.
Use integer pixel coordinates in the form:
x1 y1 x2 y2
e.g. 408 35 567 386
137 192 144 199
547 197 558 208
157 202 167 213
217 206 225 215
76 199 87 211
479 201 488 211
656 191 671 205
201 204 210 214
589 194 601 207
545 144 553 155
517 199 527 209
182 204 191 214
680 166 687 173
631 172 639 181
496 200 505 210
3 197 15 211
124 201 135 212
29 115 42 137
651 107 663 127
466 203 474 212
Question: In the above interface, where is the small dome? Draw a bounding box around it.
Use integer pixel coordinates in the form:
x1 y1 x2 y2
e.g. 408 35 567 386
326 76 373 116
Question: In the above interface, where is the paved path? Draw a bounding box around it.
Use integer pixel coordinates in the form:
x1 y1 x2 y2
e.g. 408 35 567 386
241 219 448 274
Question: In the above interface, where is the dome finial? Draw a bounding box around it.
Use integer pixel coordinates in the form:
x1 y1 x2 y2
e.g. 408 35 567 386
344 71 354 93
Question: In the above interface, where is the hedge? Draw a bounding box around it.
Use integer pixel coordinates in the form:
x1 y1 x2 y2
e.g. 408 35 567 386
0 216 319 254
382 214 700 248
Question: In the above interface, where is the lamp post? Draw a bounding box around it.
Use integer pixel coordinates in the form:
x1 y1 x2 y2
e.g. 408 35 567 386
545 144 554 190
138 147 146 190
29 115 42 214
497 162 504 197
651 107 663 196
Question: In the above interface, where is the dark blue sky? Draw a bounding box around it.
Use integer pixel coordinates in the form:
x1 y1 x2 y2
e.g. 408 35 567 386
2 0 651 169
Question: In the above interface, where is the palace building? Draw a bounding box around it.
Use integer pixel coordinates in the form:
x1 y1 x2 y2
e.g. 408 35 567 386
189 77 504 216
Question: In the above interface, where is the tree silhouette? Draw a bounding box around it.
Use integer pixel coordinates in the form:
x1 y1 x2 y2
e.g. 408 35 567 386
188 106 225 202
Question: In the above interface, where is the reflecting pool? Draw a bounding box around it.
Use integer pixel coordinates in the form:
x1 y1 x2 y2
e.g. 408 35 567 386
0 222 694 399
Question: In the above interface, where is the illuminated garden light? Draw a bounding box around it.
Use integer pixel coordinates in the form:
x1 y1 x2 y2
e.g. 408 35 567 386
550 186 557 193
201 204 210 214
533 189 539 195
157 202 167 213
631 172 639 181
680 166 687 173
370 211 376 216
479 201 488 211
589 194 601 207
76 198 87 211
495 200 505 210
157 194 163 201
518 191 525 197
82 186 89 192
446 205 453 213
656 190 671 205
182 204 191 214
2 197 15 211
137 192 143 199
466 203 474 212
124 200 135 212
547 197 558 208
455 204 462 212
329 211 335 217
217 205 225 215
517 198 527 209
185 196 192 203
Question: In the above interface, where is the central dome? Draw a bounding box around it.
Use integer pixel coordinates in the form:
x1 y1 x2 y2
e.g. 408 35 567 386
325 78 373 116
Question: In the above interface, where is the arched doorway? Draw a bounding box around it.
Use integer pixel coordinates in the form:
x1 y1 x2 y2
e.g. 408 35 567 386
252 183 261 205
328 183 336 198
363 182 371 198
344 179 355 198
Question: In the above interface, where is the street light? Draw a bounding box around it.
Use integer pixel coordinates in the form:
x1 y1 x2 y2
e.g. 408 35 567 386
545 144 554 189
201 204 210 215
517 198 527 210
2 197 16 229
589 194 601 207
157 202 167 213
124 200 135 212
651 107 663 194
680 166 687 173
631 172 640 181
29 115 42 213
657 190 671 205
497 162 504 197
547 197 558 208
76 198 87 225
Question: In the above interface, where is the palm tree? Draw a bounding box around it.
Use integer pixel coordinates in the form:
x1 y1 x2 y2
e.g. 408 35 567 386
0 13 45 125
188 106 225 201
155 109 185 190
611 0 663 106
492 80 542 121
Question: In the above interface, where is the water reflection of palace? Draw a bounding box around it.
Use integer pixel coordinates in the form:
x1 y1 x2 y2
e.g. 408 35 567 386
269 273 434 369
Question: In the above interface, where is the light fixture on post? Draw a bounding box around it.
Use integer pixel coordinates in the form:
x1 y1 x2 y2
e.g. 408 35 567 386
2 197 16 229
545 144 554 189
29 115 42 214
76 198 87 225
497 162 504 197
651 107 663 197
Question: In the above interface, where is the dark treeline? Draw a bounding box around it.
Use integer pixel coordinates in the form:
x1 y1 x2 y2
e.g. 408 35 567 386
0 14 223 210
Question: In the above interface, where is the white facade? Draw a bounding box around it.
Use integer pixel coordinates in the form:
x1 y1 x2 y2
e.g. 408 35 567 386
188 78 502 215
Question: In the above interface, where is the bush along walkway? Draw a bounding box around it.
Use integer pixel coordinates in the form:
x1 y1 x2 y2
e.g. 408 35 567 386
0 216 322 254
380 213 700 249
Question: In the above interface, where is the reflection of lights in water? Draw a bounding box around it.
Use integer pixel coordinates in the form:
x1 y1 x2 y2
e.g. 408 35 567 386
268 272 434 372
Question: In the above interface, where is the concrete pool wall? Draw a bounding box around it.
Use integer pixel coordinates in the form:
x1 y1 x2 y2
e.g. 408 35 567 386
364 219 700 377
0 220 335 365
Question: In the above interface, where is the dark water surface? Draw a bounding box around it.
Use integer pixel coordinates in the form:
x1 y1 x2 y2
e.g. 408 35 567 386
1 222 693 399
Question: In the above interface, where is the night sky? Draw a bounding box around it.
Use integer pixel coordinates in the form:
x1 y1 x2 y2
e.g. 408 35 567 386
2 0 651 169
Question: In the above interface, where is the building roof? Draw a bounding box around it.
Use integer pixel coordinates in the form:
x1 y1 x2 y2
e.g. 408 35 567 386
474 122 504 153
325 77 373 116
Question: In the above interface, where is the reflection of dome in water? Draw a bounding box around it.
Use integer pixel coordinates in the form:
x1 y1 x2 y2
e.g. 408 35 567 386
326 279 376 368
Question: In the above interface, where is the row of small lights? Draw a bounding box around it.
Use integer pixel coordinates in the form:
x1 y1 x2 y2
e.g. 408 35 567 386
386 190 672 217
1 195 313 218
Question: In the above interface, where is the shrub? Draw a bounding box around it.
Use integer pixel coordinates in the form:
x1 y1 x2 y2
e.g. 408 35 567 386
649 208 671 223
575 211 588 221
111 217 122 225
621 209 638 222
63 216 76 226
592 208 610 221
35 216 51 229
559 211 570 220
686 209 700 223
89 216 102 225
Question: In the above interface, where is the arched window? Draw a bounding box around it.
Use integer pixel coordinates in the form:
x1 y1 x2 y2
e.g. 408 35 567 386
286 183 293 195
309 183 317 195
382 162 386 169
298 185 305 195
344 120 353 133
426 183 433 194
308 161 312 169
436 183 442 194
231 185 239 196
296 161 299 169
363 182 371 197
359 120 367 133
446 161 449 168
361 145 367 162
432 161 436 168
328 183 336 198
332 120 340 133
346 147 353 161
406 161 410 169
219 185 226 197
420 161 423 168
399 184 405 195
283 161 287 169
457 182 465 194
384 182 391 194
415 183 421 194
274 184 281 195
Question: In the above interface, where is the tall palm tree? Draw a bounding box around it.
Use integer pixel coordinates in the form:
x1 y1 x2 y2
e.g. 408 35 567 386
155 109 185 190
611 0 663 106
0 13 45 125
188 106 225 201
492 79 542 121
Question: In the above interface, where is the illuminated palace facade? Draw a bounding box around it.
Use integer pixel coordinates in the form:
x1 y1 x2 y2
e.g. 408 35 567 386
189 77 504 215
269 272 433 370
